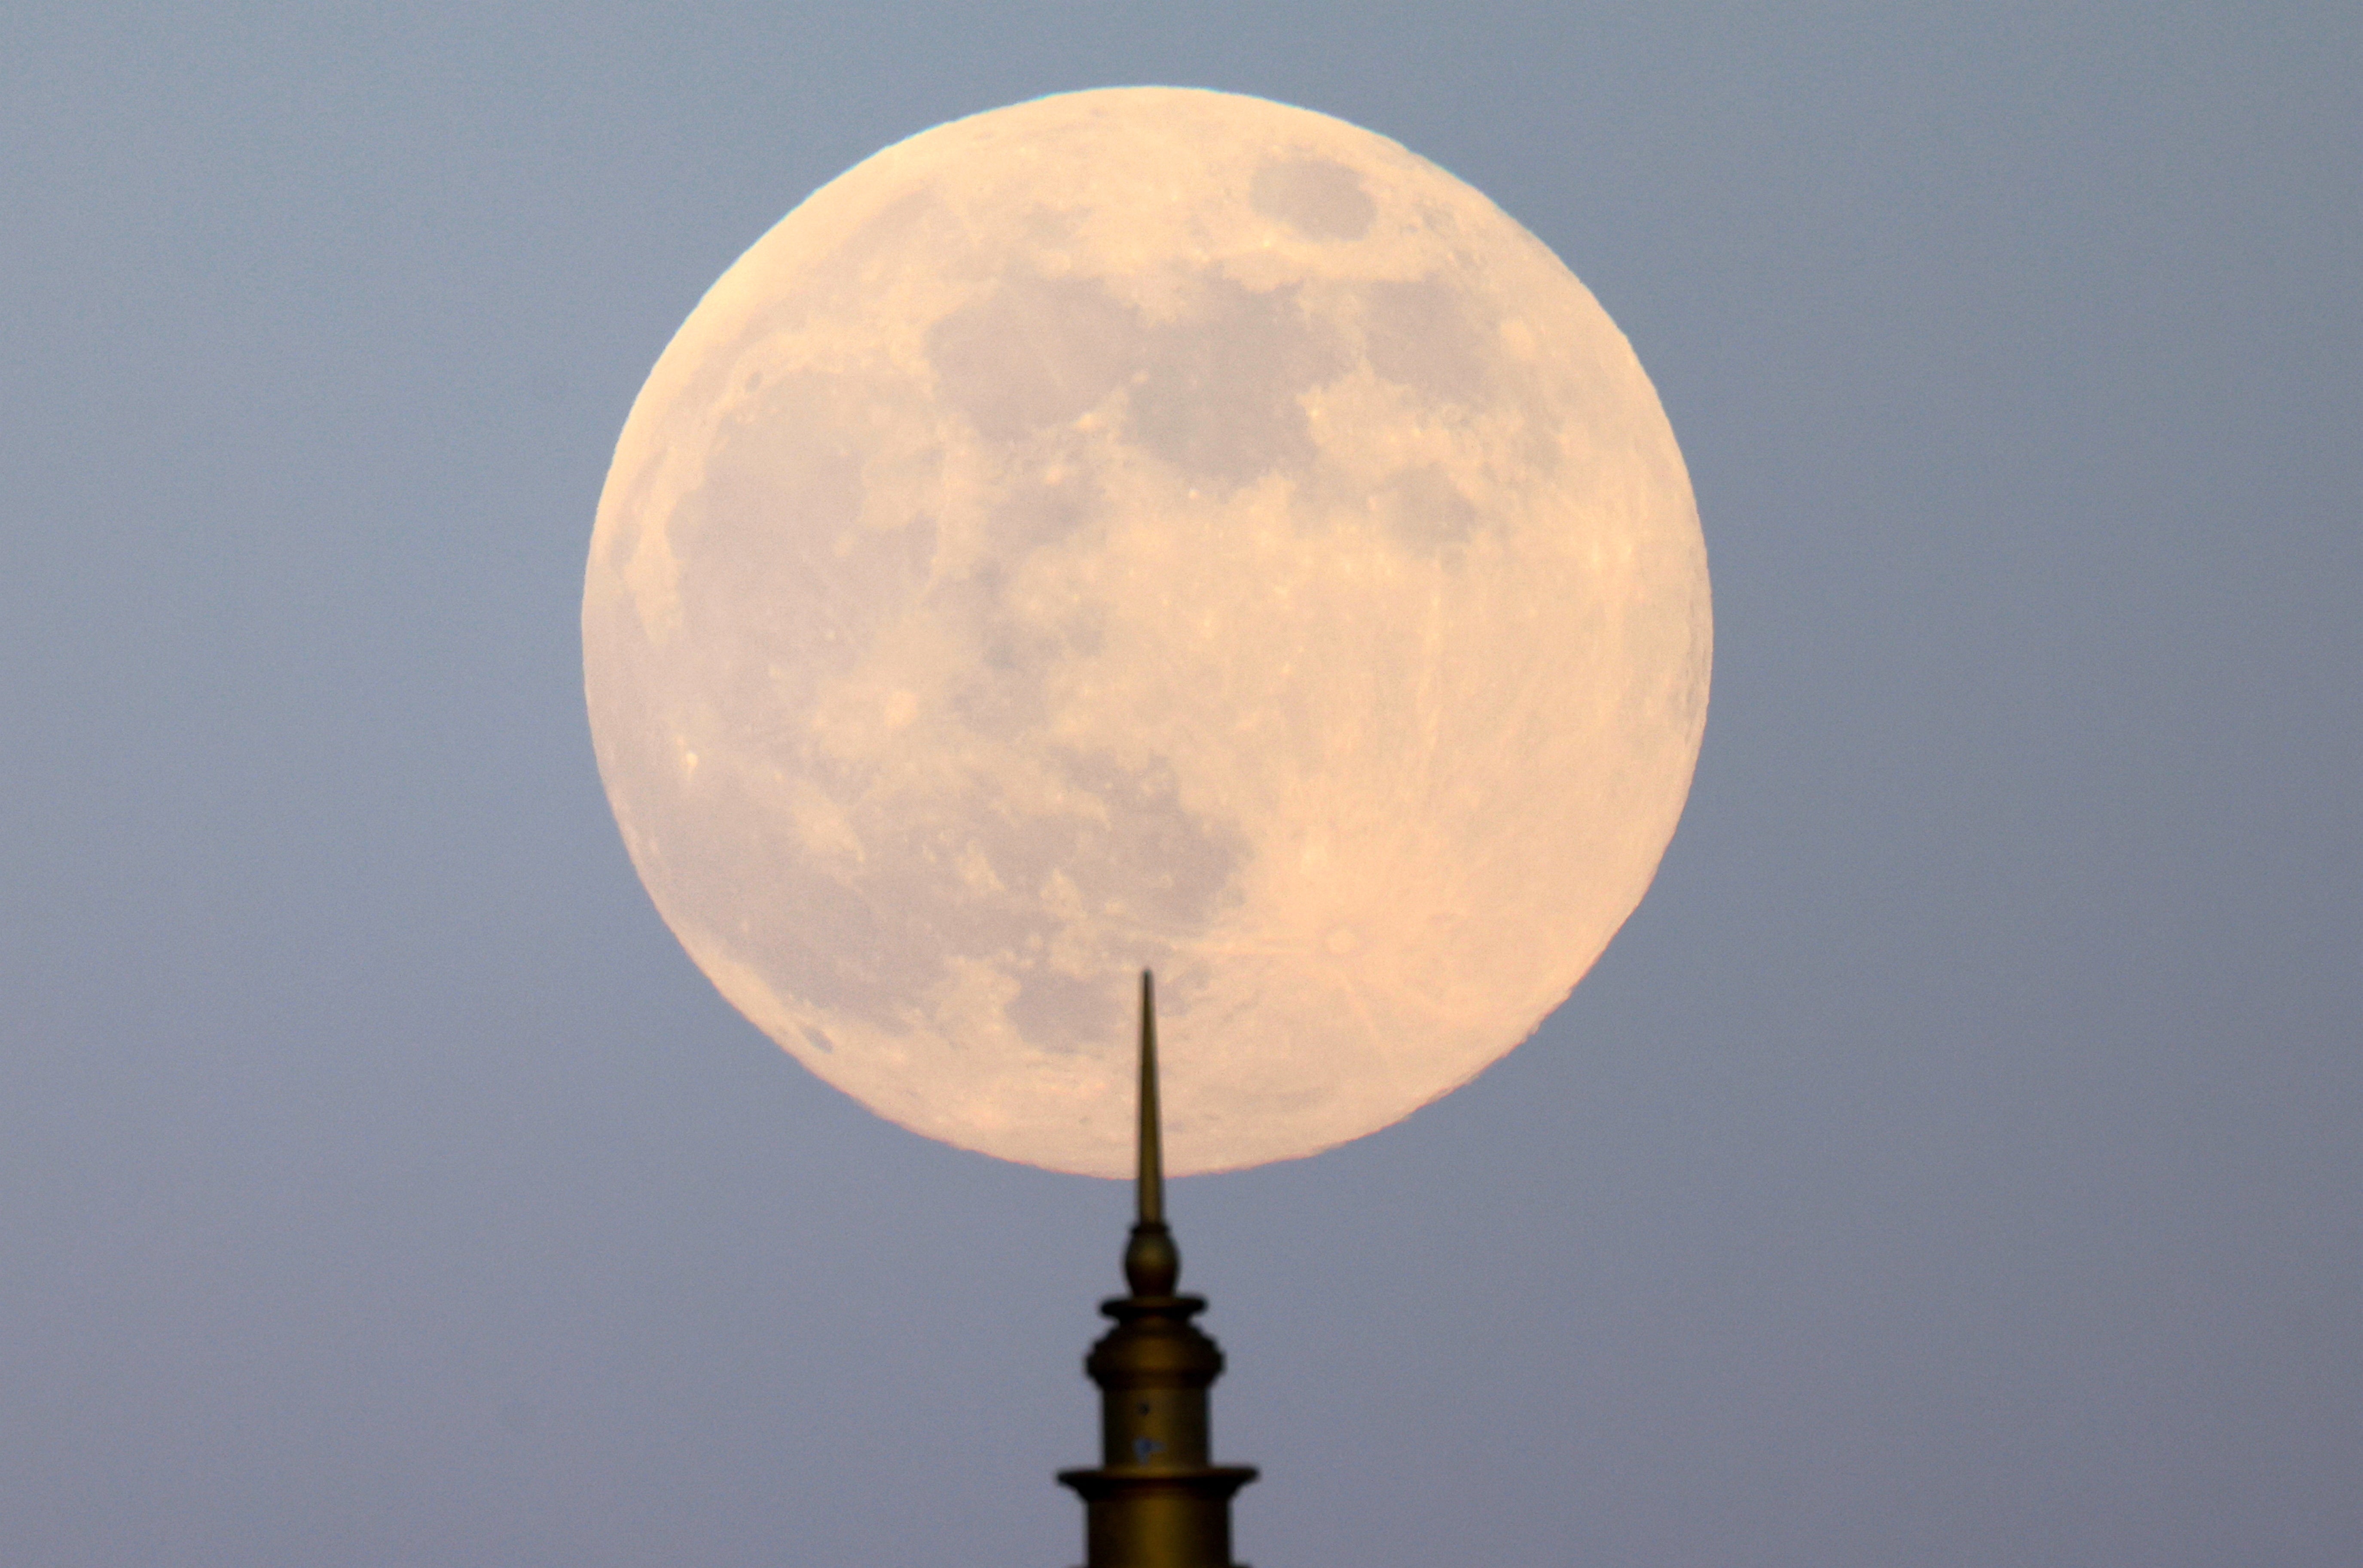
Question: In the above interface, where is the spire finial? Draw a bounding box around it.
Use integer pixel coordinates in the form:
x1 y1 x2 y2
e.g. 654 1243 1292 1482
1123 969 1179 1297
1137 969 1163 1227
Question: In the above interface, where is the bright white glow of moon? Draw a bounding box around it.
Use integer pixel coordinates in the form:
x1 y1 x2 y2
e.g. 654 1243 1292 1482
583 88 1710 1177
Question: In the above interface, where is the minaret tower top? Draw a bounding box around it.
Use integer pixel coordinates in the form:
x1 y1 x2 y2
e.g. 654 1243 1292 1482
1057 973 1258 1568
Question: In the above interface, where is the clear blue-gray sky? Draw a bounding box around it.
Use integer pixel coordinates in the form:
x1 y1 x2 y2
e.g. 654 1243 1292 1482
4 5 2355 1565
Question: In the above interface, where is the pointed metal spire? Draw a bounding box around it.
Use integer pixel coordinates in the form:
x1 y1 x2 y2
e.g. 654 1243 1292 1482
1059 967 1256 1566
1137 970 1164 1227
1123 970 1180 1298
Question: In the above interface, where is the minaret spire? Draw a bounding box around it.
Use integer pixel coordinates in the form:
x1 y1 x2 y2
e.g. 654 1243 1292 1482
1057 971 1257 1568
1138 970 1163 1225
1124 971 1179 1298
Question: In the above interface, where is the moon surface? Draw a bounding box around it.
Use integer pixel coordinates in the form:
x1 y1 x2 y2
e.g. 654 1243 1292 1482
583 88 1710 1177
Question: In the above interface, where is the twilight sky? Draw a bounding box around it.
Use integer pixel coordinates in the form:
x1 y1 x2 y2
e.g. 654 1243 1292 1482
3 6 2356 1567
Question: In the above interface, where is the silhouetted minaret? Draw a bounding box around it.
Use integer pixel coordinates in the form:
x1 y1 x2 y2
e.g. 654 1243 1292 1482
1058 972 1258 1568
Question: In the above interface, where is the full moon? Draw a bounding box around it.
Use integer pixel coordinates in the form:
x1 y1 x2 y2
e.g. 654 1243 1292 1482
584 88 1710 1177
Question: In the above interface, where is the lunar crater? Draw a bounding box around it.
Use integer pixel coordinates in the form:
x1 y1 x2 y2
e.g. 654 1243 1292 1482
927 273 1142 443
1122 277 1348 489
1250 156 1377 241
